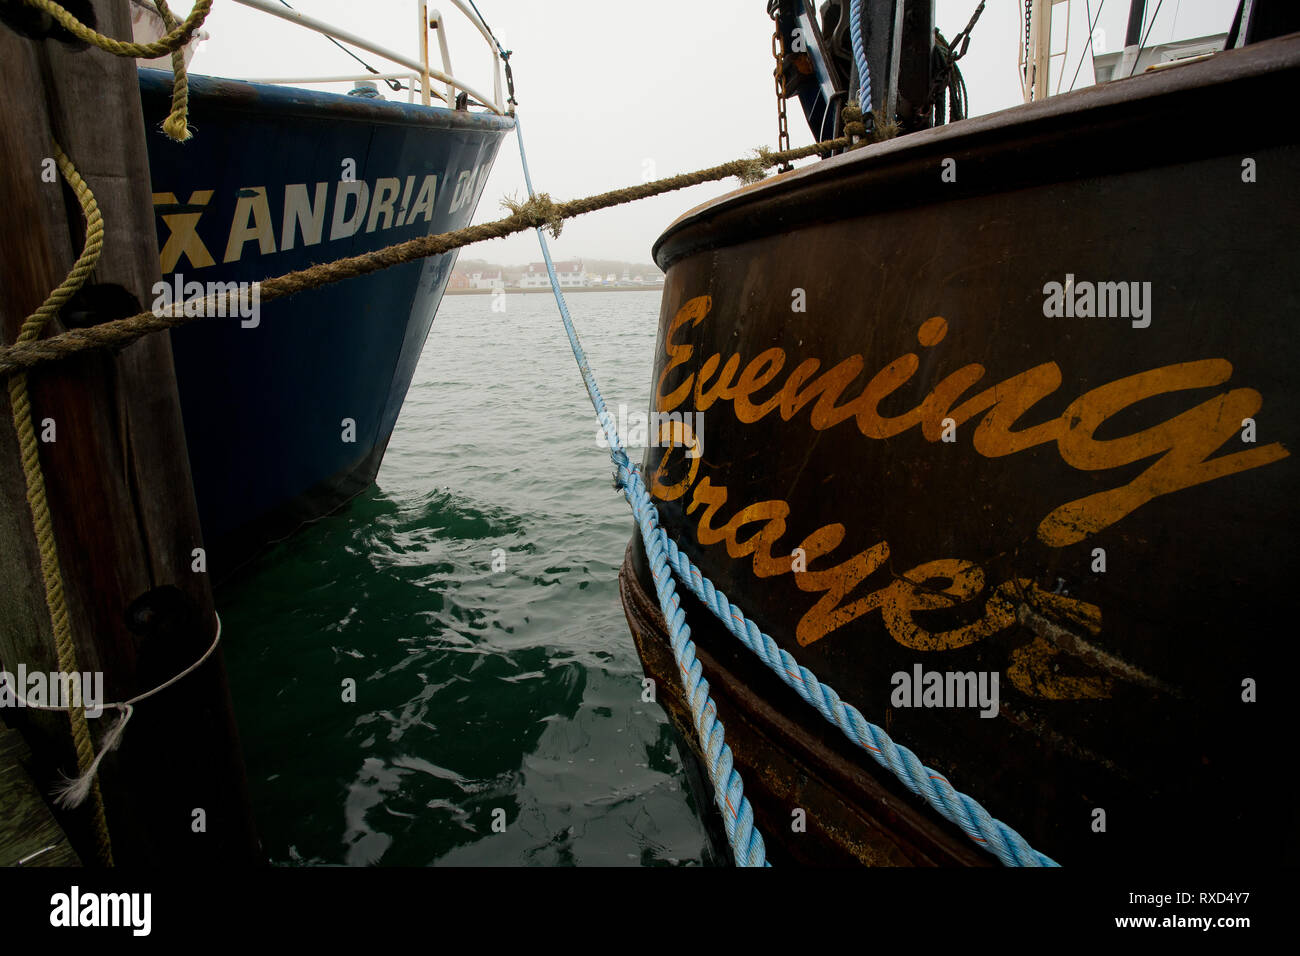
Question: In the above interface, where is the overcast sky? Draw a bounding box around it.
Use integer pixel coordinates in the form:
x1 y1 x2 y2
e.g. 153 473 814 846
189 0 1240 265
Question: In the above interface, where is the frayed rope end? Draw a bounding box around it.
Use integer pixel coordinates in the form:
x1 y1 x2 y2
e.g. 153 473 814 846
51 704 133 810
502 192 564 238
162 114 193 143
735 147 776 185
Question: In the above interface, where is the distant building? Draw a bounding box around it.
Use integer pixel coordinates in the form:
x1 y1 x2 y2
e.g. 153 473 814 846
520 260 586 289
469 270 503 290
1092 33 1226 83
448 270 470 290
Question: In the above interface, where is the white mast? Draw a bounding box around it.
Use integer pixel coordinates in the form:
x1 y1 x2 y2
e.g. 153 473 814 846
1020 0 1074 103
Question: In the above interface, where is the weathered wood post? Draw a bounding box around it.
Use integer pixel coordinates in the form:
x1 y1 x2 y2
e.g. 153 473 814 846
0 0 261 865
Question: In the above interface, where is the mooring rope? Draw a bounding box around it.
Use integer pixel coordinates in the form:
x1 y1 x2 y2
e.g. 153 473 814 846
850 0 871 112
514 118 768 867
0 117 845 873
0 126 845 872
0 137 848 378
513 120 1056 865
587 386 1056 864
22 0 210 141
653 537 1058 867
5 143 113 866
3 67 1054 866
844 0 901 143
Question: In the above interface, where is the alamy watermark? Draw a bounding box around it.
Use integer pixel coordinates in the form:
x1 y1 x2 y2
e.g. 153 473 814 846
890 664 999 718
596 405 704 459
151 273 261 328
1042 273 1151 328
0 665 103 718
50 886 151 936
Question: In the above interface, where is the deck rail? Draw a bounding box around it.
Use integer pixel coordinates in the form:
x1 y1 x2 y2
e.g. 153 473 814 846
216 0 511 113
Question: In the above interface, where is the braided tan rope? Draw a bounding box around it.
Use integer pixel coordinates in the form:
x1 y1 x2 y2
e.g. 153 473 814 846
23 0 212 142
6 143 114 865
24 0 211 58
153 0 194 141
0 136 851 376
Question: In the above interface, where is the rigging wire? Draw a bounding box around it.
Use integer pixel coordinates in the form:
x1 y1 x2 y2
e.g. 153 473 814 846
1129 0 1166 76
1067 0 1106 92
275 0 407 91
465 0 497 42
465 0 516 106
1054 0 1072 95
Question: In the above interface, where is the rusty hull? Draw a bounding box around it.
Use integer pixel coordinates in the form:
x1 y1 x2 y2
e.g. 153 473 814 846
621 35 1300 866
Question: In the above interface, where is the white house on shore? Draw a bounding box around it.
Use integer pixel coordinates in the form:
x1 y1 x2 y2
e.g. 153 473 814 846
519 260 586 289
468 270 504 290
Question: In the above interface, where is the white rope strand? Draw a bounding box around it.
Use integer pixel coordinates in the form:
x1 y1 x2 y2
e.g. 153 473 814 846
0 613 224 808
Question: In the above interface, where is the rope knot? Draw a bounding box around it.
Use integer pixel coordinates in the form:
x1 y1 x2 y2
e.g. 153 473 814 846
841 102 868 147
501 192 564 237
840 102 899 146
735 147 775 185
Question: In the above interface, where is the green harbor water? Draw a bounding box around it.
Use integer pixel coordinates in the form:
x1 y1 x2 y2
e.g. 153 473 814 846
216 289 720 866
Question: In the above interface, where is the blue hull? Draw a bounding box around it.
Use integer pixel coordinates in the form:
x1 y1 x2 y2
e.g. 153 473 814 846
138 70 513 572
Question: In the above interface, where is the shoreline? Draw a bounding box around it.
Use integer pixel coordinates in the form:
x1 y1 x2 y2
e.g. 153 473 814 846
445 285 663 296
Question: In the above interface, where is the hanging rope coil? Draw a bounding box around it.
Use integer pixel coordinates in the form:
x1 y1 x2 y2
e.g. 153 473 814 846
152 0 195 141
24 0 211 57
22 0 211 141
929 1 986 124
5 142 113 865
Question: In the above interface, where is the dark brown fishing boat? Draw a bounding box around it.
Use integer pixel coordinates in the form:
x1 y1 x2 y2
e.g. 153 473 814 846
620 1 1300 866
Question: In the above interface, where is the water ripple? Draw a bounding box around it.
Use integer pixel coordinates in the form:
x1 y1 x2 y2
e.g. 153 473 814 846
219 292 713 866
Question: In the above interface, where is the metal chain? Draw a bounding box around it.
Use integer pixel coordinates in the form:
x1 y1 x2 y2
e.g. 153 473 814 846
1023 0 1034 100
771 26 793 171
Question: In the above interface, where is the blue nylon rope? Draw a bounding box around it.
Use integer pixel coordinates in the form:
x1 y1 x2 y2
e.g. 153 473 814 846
850 0 872 112
513 118 767 868
511 120 1057 868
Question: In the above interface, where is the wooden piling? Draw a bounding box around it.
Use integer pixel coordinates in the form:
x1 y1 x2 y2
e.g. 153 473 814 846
0 727 80 866
0 0 261 865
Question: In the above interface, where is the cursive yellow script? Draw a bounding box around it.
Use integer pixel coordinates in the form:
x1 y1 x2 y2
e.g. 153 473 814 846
655 296 1288 546
649 461 1111 698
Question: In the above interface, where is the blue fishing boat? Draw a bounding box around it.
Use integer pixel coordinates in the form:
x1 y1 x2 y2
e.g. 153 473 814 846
136 2 514 572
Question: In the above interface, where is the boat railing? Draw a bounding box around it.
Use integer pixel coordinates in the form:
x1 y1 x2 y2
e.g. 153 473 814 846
220 0 510 114
237 70 430 104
